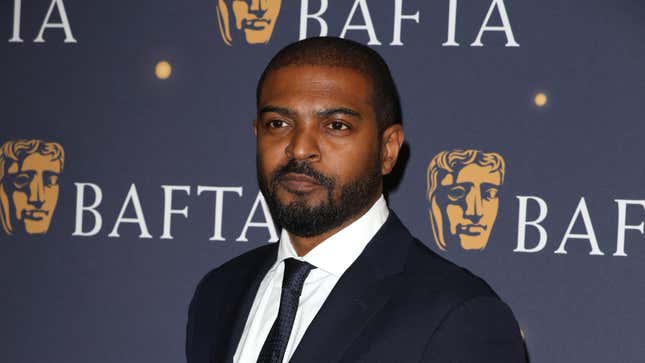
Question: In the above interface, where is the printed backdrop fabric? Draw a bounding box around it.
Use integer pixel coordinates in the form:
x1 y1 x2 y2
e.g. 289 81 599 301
3 0 644 362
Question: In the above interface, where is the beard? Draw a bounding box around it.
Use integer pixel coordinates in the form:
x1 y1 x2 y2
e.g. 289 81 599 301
257 155 382 238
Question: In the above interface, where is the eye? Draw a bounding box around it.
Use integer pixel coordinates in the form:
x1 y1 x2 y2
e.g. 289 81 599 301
326 121 350 131
44 173 59 187
266 119 289 129
483 187 499 200
12 173 32 189
447 186 467 201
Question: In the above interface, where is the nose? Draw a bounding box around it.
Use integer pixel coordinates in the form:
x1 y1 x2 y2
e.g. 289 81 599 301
28 175 45 209
464 188 483 224
248 0 267 18
285 126 320 162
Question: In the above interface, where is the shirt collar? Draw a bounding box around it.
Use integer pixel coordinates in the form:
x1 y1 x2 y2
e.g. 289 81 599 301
273 194 389 277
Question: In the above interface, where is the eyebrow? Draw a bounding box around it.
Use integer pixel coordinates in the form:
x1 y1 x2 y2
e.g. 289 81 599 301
259 105 362 120
259 105 296 118
8 170 35 176
21 166 60 173
452 182 473 187
481 182 501 189
316 107 362 120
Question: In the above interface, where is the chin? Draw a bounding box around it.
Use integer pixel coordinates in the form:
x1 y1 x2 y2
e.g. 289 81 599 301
459 237 488 250
24 223 50 234
244 30 272 44
281 195 326 209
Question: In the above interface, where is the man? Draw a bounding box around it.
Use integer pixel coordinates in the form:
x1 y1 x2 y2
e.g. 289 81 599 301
427 149 506 251
0 139 64 236
186 37 526 362
216 0 282 45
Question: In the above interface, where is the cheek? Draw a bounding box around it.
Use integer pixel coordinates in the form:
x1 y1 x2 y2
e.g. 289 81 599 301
321 139 378 175
43 187 59 210
233 2 249 15
11 192 27 219
11 192 27 210
267 2 281 19
481 200 499 222
232 1 249 26
256 155 274 185
445 204 464 226
258 142 286 174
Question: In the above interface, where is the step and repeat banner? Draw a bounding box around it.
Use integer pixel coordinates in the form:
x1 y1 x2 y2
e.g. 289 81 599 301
3 0 644 362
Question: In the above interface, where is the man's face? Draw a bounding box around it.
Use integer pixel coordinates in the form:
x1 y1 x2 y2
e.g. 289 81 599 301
4 153 61 234
255 65 383 237
436 164 501 250
232 0 282 44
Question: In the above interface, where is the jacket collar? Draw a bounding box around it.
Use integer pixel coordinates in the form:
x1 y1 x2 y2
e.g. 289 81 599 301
290 211 413 362
216 245 278 363
218 211 413 363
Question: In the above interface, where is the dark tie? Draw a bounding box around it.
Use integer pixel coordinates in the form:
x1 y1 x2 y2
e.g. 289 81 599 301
257 258 315 363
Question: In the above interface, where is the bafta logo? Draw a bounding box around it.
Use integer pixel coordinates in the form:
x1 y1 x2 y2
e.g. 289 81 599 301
0 139 64 235
216 0 282 45
427 149 506 251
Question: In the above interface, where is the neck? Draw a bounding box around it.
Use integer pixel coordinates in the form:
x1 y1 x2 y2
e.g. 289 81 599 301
288 193 382 256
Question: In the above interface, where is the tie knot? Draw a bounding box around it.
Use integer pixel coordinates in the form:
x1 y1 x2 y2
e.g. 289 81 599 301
282 258 315 293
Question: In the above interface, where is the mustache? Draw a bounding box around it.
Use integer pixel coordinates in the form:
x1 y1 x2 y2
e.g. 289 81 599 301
244 18 271 25
21 209 49 220
457 223 488 235
458 223 487 229
271 159 335 189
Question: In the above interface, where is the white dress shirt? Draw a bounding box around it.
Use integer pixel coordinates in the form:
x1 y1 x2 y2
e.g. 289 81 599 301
233 195 389 363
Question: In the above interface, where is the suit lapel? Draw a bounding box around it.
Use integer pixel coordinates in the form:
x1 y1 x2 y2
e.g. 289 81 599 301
212 245 278 363
290 212 413 363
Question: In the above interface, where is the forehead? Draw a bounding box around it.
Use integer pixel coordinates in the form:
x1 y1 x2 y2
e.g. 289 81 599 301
7 154 61 174
454 164 501 185
258 65 374 114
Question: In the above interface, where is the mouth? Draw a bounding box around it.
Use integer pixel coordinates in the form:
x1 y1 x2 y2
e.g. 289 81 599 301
244 18 270 30
279 173 321 193
22 209 49 221
458 224 487 236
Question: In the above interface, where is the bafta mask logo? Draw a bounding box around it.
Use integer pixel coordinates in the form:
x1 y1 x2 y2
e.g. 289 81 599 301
0 139 64 236
216 0 282 45
427 149 506 251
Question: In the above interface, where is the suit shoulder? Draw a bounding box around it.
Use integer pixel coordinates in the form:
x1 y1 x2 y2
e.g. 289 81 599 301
402 238 500 302
195 243 276 291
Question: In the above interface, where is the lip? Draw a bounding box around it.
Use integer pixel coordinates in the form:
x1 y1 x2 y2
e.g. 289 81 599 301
23 209 48 221
280 173 321 193
458 224 487 236
244 18 270 30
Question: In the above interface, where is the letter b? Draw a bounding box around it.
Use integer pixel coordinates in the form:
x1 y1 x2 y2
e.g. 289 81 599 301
72 182 103 236
515 196 548 253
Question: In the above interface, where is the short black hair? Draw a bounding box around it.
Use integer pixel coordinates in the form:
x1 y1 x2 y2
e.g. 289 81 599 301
256 37 402 133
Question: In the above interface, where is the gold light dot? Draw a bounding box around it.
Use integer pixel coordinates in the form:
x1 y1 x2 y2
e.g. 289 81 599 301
534 92 548 107
155 60 172 80
520 328 526 340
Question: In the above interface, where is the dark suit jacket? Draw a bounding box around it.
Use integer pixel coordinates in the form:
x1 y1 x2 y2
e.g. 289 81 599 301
186 212 527 362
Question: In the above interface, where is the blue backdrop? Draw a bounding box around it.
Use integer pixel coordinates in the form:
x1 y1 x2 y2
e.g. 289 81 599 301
3 0 645 362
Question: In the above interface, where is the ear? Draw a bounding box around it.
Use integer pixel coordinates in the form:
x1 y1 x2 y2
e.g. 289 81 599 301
380 124 405 175
253 119 258 136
